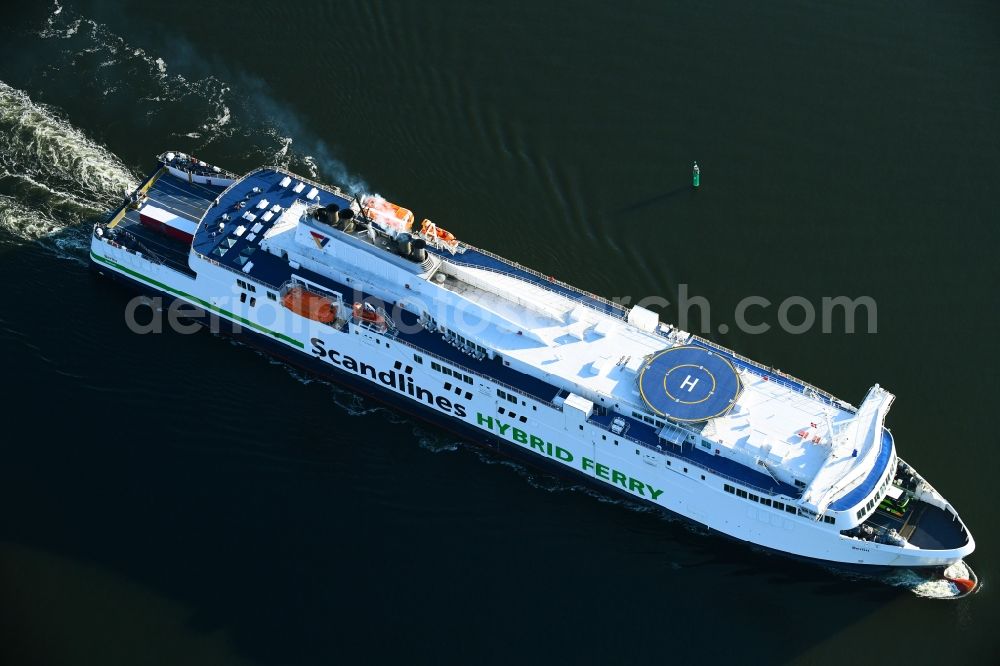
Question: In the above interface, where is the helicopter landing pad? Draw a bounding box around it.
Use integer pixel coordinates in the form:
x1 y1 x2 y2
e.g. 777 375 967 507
637 346 741 422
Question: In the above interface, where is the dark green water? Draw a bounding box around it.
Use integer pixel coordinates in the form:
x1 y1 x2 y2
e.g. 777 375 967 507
1 1 998 663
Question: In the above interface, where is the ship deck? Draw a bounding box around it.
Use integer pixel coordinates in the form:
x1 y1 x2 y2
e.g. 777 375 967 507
191 167 352 265
190 166 631 326
866 501 970 550
106 168 223 277
429 245 628 320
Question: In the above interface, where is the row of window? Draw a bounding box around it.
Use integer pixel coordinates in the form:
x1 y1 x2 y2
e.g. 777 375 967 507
236 279 257 293
240 292 277 306
431 361 473 384
498 406 528 424
855 456 897 520
235 279 279 304
631 410 667 430
723 483 836 524
496 389 517 404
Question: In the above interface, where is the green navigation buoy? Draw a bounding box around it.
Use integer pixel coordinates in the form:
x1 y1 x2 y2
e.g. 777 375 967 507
692 161 700 189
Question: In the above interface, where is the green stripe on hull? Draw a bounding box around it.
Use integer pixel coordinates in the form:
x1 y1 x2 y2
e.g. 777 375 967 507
90 249 304 348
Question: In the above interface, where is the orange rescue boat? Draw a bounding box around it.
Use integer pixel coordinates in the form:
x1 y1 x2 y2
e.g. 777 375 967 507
282 286 337 323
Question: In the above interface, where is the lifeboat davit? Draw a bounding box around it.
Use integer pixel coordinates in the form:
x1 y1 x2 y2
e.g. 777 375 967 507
282 286 337 323
420 219 456 243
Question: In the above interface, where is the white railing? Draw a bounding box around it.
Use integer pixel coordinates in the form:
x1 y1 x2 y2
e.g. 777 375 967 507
688 333 855 411
448 243 629 318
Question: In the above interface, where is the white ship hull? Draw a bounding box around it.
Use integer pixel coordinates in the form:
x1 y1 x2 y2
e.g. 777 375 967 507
89 233 974 570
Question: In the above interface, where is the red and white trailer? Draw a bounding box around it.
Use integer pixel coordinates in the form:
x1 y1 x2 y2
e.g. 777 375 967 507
138 204 198 244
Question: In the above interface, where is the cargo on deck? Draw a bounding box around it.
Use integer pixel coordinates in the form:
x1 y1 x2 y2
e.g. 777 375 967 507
138 204 198 244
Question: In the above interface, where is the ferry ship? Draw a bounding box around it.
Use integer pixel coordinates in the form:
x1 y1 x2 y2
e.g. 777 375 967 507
90 152 976 577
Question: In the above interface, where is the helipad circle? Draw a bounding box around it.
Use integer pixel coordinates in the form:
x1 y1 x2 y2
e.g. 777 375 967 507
638 346 741 422
663 363 717 404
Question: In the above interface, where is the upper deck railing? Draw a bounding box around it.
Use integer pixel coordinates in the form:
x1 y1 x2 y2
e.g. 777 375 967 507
686 333 856 412
450 242 629 319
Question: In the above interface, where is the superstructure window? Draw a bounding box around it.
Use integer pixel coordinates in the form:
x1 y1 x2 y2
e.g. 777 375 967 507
784 505 796 514
823 516 836 525
773 501 784 511
724 484 735 493
237 279 247 289
736 489 748 498
413 354 423 364
267 292 277 301
432 362 441 372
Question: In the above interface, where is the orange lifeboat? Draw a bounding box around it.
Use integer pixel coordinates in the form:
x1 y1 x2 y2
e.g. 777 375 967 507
352 302 386 327
362 196 414 234
420 219 457 244
282 286 337 323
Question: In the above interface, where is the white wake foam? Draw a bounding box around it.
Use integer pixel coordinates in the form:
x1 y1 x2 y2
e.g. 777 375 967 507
878 560 976 599
0 194 63 241
0 80 138 243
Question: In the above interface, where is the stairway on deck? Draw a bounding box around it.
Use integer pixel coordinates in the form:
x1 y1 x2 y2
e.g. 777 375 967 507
898 502 926 541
